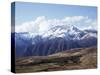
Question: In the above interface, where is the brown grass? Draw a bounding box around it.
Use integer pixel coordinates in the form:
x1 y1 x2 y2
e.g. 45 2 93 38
15 46 97 73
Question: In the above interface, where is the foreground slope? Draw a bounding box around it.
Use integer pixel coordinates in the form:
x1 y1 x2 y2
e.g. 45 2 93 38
15 46 97 73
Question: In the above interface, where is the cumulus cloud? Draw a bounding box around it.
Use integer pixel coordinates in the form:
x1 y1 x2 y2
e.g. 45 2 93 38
16 16 49 33
83 20 97 30
15 16 97 33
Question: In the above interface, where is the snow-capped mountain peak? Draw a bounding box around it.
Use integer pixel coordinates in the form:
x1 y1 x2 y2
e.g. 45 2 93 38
42 24 82 40
14 24 97 57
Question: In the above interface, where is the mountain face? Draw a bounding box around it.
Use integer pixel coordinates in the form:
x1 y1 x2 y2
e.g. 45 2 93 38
12 25 97 57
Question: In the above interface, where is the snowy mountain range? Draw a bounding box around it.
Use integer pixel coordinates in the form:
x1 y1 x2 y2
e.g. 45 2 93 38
12 24 97 57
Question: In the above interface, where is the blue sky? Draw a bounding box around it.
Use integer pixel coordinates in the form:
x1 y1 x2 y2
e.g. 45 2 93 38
12 2 97 33
15 2 97 25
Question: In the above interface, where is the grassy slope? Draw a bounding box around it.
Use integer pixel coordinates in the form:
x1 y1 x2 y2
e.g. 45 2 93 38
15 46 97 73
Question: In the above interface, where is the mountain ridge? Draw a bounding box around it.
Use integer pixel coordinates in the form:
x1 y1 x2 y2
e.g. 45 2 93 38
12 24 97 57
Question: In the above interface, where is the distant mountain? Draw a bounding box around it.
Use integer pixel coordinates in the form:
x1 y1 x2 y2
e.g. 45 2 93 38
12 24 97 57
84 29 97 33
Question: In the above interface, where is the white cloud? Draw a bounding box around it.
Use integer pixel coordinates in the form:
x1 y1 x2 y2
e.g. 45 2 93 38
36 16 49 32
16 21 39 33
16 16 49 33
83 20 97 30
15 16 97 33
63 16 88 22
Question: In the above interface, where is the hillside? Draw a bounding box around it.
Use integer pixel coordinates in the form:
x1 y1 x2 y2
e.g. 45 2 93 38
15 46 97 73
